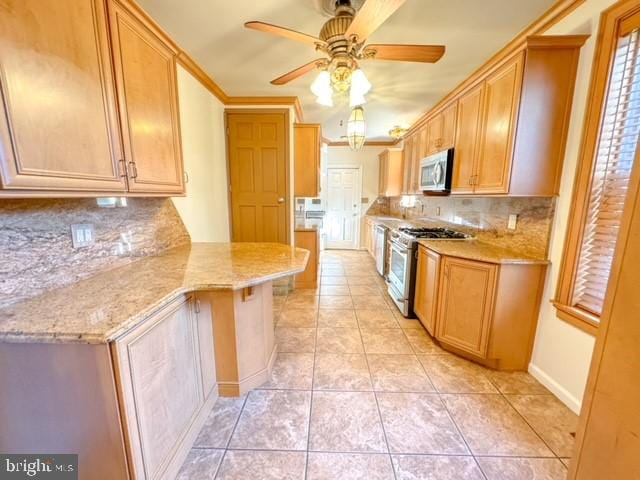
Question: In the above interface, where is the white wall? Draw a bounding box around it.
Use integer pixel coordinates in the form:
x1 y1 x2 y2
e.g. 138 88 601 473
172 65 230 242
324 145 384 248
529 0 617 414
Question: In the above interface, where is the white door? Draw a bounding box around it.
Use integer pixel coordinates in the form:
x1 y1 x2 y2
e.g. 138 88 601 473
325 167 362 249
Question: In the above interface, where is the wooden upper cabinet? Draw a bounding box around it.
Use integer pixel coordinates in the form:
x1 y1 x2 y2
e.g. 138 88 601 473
437 257 497 357
414 246 441 336
441 103 457 150
452 84 484 194
378 148 403 197
409 130 425 193
294 123 321 197
448 36 586 196
401 135 414 194
108 0 184 194
475 53 523 194
0 0 126 193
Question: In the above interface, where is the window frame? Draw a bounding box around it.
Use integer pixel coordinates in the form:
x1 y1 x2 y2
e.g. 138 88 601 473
555 0 640 336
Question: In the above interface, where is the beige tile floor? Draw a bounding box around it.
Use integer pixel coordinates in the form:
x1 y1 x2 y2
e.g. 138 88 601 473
178 250 578 480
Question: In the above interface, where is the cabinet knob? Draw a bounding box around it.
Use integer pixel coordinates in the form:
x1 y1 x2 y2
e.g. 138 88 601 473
278 198 285 204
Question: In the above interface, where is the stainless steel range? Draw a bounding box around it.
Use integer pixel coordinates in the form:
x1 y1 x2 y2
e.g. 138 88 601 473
386 227 471 317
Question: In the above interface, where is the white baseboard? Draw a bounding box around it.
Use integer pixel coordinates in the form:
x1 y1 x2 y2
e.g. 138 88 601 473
528 363 582 414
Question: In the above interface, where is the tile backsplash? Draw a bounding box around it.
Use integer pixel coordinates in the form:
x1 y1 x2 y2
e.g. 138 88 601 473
372 195 555 259
0 198 189 308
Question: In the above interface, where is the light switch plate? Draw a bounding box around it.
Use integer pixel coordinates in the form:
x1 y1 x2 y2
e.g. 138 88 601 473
507 214 518 231
71 224 95 248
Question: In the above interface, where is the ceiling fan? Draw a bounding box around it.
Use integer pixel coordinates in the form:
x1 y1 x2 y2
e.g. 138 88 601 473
244 0 445 90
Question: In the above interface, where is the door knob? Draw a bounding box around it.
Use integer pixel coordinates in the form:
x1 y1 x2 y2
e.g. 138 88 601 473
277 198 285 204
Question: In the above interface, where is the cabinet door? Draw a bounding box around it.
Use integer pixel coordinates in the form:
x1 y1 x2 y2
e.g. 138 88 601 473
294 124 321 197
0 0 126 192
414 247 441 336
115 296 202 479
441 103 457 150
426 114 443 155
378 151 388 196
108 0 184 194
295 230 319 289
386 150 403 197
436 257 497 357
401 136 414 194
475 53 523 194
410 130 425 193
452 83 484 194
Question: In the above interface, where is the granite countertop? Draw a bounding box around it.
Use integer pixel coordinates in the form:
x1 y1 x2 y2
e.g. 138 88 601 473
0 243 309 345
294 217 321 232
418 239 548 265
366 215 547 265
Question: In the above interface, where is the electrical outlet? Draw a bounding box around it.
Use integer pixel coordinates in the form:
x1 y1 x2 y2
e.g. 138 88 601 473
71 224 95 248
507 214 518 231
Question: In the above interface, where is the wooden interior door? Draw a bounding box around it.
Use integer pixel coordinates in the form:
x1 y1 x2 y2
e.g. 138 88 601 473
475 53 523 194
108 0 184 194
414 247 441 336
227 111 288 243
0 0 126 192
452 83 484 194
436 257 496 356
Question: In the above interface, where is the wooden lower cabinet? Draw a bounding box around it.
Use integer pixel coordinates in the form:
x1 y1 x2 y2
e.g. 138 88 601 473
295 229 319 289
113 294 216 479
414 247 440 336
0 294 218 480
414 248 546 370
365 218 375 256
437 257 497 357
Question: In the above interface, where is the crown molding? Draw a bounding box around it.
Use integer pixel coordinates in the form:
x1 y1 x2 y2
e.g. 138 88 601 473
125 0 305 122
403 0 587 138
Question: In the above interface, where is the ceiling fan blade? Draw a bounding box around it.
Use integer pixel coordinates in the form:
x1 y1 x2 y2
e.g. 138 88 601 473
363 44 445 63
245 21 325 46
345 0 407 42
271 59 326 85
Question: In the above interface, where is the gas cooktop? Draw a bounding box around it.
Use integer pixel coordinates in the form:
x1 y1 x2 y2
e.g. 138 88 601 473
397 227 471 240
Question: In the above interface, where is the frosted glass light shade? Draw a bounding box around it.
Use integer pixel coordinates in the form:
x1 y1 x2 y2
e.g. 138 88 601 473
311 71 333 106
347 106 366 151
349 69 371 107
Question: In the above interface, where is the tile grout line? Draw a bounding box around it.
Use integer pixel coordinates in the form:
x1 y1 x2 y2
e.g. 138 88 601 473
212 392 249 480
303 284 321 480
356 297 399 480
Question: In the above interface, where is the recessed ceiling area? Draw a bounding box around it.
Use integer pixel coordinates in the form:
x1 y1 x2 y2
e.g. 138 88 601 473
137 0 557 141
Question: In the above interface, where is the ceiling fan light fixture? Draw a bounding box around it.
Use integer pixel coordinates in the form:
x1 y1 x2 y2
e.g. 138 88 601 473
351 69 371 96
331 65 352 93
349 68 371 107
347 106 366 151
316 92 334 107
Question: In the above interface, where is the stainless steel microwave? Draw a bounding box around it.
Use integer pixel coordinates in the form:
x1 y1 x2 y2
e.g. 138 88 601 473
419 148 454 193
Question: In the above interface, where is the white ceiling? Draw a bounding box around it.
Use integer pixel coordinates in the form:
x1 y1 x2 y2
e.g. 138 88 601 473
138 0 556 141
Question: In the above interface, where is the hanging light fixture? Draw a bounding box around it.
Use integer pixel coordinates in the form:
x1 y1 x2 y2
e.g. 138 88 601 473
347 106 366 151
389 125 407 139
350 69 371 107
311 70 333 107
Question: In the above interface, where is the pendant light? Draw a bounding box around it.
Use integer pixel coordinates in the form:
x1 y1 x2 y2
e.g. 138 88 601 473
347 106 366 151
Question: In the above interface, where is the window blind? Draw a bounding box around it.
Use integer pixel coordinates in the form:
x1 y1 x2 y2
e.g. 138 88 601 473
572 28 640 316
